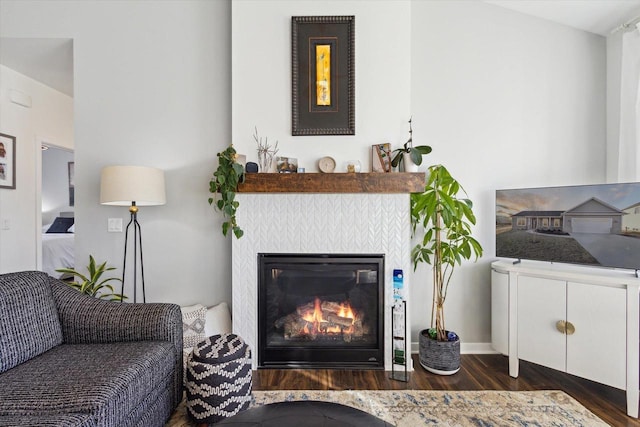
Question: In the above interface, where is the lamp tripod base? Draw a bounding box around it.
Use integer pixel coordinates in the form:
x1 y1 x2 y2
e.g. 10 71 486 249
121 203 146 303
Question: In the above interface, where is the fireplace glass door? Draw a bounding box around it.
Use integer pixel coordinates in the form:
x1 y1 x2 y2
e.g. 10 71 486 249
258 254 384 369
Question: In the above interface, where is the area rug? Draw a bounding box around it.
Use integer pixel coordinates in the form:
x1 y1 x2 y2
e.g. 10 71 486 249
166 389 607 426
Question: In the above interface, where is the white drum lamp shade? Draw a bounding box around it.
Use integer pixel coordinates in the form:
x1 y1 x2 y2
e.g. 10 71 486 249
100 165 166 206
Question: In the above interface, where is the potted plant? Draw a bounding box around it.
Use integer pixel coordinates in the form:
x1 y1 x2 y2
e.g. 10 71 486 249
56 255 126 301
208 144 245 239
410 164 483 374
390 118 432 172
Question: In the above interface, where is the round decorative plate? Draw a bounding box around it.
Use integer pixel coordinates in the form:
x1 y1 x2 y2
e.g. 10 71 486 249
318 156 336 173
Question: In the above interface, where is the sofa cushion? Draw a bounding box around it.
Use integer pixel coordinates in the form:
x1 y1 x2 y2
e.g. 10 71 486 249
0 341 176 427
0 271 63 373
0 413 95 427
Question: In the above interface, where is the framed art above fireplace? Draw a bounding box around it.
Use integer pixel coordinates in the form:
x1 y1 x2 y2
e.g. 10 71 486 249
291 15 355 136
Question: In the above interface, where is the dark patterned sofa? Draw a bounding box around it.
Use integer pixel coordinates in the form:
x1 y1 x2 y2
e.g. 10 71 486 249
0 271 183 427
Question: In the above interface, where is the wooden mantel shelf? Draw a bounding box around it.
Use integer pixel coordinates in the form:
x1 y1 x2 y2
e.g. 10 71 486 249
237 172 425 193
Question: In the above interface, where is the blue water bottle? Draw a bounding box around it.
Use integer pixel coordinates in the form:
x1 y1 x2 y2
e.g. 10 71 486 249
393 269 404 304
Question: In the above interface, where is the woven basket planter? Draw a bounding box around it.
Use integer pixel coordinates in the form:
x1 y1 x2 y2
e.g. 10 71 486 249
418 329 460 375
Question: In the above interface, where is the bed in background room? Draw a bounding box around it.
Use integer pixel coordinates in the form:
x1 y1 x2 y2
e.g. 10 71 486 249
41 215 75 278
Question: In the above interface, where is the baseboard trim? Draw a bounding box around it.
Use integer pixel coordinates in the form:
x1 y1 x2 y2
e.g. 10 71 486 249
411 341 499 355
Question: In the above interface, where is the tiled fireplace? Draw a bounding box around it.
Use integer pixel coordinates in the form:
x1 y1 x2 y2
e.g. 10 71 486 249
231 174 422 370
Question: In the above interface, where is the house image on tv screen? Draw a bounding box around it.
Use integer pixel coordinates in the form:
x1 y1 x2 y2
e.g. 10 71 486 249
496 182 640 271
623 202 640 233
512 197 624 234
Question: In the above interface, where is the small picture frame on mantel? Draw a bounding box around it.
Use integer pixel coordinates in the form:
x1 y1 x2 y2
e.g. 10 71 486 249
291 15 355 136
372 143 391 173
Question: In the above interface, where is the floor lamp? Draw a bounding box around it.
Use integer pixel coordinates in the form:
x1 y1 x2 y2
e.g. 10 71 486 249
99 165 166 302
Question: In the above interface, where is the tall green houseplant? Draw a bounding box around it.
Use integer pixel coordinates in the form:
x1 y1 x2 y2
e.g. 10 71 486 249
209 144 245 239
411 165 483 373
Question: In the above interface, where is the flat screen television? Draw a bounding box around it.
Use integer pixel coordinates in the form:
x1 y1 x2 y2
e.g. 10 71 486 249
496 182 640 271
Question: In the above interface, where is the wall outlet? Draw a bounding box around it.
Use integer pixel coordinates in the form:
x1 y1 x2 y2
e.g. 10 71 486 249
108 218 123 232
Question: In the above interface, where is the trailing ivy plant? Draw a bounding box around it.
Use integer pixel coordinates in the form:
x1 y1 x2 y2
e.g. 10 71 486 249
56 255 125 301
208 144 245 239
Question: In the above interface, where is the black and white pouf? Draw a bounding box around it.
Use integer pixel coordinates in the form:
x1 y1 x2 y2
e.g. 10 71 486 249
185 333 252 424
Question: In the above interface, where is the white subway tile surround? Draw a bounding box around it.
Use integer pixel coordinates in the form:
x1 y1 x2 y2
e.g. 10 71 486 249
232 193 413 370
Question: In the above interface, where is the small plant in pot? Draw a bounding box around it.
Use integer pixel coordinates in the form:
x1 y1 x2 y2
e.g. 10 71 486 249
411 164 483 375
208 144 245 239
56 255 126 301
390 118 432 172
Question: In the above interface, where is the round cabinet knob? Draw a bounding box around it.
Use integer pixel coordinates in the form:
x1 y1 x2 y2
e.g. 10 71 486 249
555 320 576 335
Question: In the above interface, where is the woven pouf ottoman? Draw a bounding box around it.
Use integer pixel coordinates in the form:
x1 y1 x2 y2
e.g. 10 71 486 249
185 333 252 425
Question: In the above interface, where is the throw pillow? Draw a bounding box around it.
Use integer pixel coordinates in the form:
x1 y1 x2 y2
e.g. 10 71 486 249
204 302 232 337
46 217 74 233
181 304 207 349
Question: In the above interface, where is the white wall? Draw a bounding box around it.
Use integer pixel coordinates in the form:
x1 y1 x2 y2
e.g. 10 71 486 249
1 0 608 348
42 147 74 226
232 1 606 348
0 0 233 307
0 64 73 273
231 0 412 169
410 1 606 346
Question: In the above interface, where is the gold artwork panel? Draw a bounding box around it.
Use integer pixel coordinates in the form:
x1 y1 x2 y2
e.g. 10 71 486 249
316 44 331 106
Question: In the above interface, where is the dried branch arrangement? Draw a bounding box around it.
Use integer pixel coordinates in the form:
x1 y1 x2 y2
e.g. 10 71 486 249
254 126 279 172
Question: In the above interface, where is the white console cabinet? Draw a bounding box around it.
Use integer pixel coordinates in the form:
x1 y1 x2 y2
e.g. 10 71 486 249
491 260 640 418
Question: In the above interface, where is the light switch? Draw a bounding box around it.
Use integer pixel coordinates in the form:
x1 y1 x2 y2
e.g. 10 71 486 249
1 219 10 230
108 218 123 232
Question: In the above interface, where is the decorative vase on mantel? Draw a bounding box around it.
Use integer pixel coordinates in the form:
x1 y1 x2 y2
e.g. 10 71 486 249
258 152 276 173
254 126 279 173
402 152 419 172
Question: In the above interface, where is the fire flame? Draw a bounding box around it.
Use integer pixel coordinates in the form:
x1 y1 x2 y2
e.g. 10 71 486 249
338 304 355 319
314 297 323 322
302 297 355 335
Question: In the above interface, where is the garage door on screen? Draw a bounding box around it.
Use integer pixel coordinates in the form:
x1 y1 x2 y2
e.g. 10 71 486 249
572 218 612 234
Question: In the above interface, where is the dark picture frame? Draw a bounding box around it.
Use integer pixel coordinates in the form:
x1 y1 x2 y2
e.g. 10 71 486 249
0 133 16 190
292 16 355 136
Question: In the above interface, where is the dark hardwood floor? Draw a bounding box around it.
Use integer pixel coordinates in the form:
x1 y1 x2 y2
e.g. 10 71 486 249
252 354 638 427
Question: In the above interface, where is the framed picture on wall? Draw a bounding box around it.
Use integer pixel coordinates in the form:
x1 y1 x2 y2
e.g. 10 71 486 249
291 16 355 136
0 133 16 189
68 161 75 206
